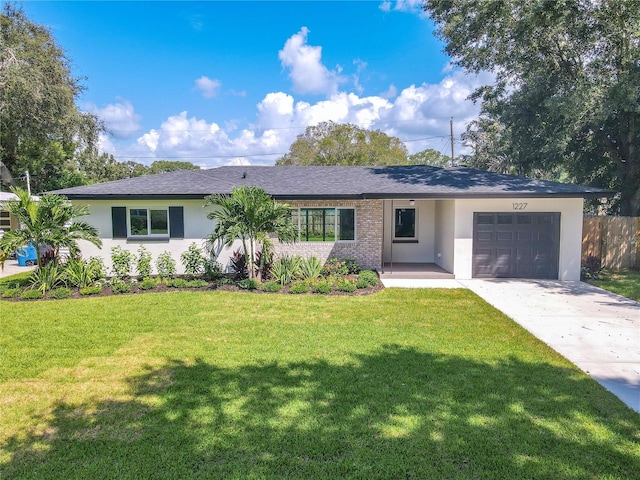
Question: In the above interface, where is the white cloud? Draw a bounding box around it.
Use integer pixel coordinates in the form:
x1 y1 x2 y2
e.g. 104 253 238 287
104 68 491 166
278 27 344 96
88 100 141 139
380 0 429 18
194 76 222 98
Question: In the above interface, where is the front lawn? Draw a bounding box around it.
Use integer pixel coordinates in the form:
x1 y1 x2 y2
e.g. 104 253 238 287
1 289 638 479
587 269 640 302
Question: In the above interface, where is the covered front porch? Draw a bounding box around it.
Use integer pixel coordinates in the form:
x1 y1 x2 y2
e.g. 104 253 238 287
381 199 456 278
378 262 455 279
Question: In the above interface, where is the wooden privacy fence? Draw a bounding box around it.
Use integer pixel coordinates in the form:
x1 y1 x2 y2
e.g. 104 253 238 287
582 217 640 270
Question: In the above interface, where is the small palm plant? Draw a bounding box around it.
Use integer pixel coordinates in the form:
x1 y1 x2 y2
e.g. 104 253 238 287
205 186 299 280
0 187 102 269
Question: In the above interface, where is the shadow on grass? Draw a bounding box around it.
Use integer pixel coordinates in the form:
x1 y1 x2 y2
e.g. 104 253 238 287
3 346 639 479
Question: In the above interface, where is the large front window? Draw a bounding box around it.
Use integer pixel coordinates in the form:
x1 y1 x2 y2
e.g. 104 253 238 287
129 208 169 236
292 208 355 242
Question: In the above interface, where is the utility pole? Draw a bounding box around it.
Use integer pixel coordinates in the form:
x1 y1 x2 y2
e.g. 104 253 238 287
450 117 455 167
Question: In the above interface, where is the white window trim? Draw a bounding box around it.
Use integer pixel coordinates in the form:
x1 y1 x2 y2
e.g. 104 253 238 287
127 207 170 238
393 206 418 241
295 207 356 243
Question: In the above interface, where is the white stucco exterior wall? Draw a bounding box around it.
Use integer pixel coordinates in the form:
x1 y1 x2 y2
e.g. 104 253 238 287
74 199 217 275
434 199 455 273
452 197 584 280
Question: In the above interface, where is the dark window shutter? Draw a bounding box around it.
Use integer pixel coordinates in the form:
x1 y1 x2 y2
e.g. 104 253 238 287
112 207 127 239
169 206 184 238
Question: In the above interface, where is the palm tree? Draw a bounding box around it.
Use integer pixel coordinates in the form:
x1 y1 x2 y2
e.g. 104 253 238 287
205 185 298 280
0 186 102 269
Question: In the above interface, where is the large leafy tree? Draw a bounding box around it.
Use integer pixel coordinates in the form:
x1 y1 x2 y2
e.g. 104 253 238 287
409 148 453 167
424 0 640 215
0 4 102 190
0 187 102 269
205 186 298 280
277 121 409 166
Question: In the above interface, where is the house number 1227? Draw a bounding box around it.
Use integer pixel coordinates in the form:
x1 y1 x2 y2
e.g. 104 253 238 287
512 202 528 210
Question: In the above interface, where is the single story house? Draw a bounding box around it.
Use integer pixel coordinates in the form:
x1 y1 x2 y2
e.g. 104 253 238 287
49 165 608 280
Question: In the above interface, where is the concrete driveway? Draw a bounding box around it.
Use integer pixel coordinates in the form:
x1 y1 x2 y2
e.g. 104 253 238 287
459 279 640 413
0 259 36 278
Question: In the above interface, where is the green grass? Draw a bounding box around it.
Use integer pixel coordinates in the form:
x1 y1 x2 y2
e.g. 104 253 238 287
1 289 639 479
588 269 640 302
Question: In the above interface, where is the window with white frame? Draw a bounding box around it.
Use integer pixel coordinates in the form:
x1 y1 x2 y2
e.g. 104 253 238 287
291 207 355 242
394 207 417 240
129 208 169 237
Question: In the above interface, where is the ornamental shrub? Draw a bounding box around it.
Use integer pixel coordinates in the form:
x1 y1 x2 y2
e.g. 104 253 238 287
299 256 323 280
336 278 357 293
156 251 176 279
64 258 97 288
321 257 349 276
271 255 302 285
312 279 332 294
358 270 378 287
260 281 282 292
166 278 188 288
111 278 131 294
21 289 44 300
29 262 64 292
50 287 72 299
288 281 308 294
136 246 153 278
111 246 133 278
238 278 259 290
139 278 157 290
87 256 107 281
181 243 206 276
186 279 208 288
2 288 22 298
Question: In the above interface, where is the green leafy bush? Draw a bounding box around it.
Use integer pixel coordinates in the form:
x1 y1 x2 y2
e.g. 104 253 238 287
156 251 176 280
343 258 361 274
2 288 22 298
260 281 282 292
321 257 349 276
87 256 107 280
80 285 102 296
238 278 259 290
50 287 72 299
64 258 99 288
180 243 206 277
139 278 157 290
166 278 188 288
186 279 208 288
312 279 332 294
136 246 153 278
111 278 131 294
203 258 225 281
111 246 133 278
356 277 370 289
299 256 323 280
215 277 234 287
336 278 357 293
288 281 308 294
271 255 302 285
358 270 378 287
29 263 64 292
21 289 44 300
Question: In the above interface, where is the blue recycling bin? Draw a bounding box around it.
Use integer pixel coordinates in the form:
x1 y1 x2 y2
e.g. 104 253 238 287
17 243 38 267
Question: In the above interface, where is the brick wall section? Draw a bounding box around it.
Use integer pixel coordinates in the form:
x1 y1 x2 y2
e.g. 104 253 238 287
273 199 383 270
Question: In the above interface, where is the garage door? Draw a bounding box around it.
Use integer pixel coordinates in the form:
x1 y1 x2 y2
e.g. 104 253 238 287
473 212 560 279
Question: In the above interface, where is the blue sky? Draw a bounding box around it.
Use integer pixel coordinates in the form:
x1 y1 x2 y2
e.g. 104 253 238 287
22 1 492 167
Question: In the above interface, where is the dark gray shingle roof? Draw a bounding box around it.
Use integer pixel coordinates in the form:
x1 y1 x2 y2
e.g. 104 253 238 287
49 165 610 200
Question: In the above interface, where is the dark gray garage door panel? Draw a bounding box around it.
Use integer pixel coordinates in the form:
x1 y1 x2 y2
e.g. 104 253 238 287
473 212 560 279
